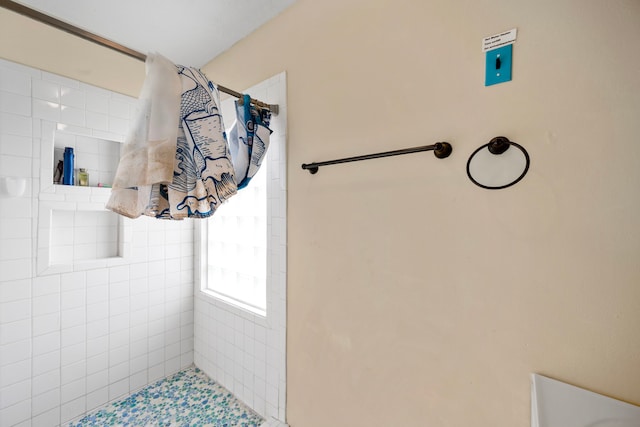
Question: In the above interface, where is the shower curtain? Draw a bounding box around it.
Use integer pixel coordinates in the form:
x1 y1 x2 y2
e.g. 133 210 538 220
228 94 272 190
106 53 237 219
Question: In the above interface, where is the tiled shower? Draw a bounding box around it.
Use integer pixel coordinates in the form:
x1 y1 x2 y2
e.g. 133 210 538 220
0 58 195 426
0 58 287 426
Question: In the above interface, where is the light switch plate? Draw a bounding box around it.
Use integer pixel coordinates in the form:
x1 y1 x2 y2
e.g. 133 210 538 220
485 44 512 86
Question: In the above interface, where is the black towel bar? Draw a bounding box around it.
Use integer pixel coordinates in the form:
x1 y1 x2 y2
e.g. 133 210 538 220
301 142 452 174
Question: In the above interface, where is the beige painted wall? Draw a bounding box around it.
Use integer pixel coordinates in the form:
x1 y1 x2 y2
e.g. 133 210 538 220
201 0 640 426
0 8 143 96
1 0 639 426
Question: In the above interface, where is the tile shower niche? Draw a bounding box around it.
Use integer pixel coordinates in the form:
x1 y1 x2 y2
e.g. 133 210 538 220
37 123 131 275
52 130 120 188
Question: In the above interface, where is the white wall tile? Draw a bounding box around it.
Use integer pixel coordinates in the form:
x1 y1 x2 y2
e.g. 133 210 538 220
165 342 181 360
130 295 148 313
86 303 108 326
60 105 85 127
109 330 129 349
0 379 31 408
164 356 180 375
32 369 60 396
33 312 60 337
194 74 287 420
86 352 108 376
0 90 31 117
180 351 193 367
0 60 41 78
61 342 86 367
0 67 31 96
108 377 128 401
0 198 32 220
0 279 31 303
61 306 85 329
85 92 109 114
0 318 30 345
0 339 30 367
60 377 85 403
31 388 60 415
0 260 31 281
0 399 31 427
148 349 164 370
32 293 60 317
109 281 129 302
61 289 85 311
0 59 198 425
60 87 85 109
61 361 86 385
129 369 147 391
109 346 129 371
0 133 32 158
108 117 129 135
109 265 129 283
108 99 130 119
61 395 85 424
129 339 147 361
61 325 85 348
85 387 107 411
0 112 32 137
87 317 109 346
32 351 60 377
41 72 78 89
0 155 31 178
86 284 108 306
32 80 60 103
148 363 164 383
85 268 108 286
86 370 107 394
33 331 60 356
108 361 129 383
32 275 59 297
0 299 31 323
60 271 85 292
85 112 108 132
0 359 31 388
32 408 59 427
32 99 60 122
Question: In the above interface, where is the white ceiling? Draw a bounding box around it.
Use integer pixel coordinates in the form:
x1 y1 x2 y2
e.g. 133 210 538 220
14 0 296 67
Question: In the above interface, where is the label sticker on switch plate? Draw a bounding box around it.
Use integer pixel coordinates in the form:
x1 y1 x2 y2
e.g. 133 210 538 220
482 28 517 52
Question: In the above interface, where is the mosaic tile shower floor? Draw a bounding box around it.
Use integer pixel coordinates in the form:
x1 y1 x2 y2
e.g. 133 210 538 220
68 367 264 427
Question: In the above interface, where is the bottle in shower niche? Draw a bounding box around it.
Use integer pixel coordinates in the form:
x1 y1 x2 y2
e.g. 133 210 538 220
78 168 89 186
63 147 74 185
53 160 63 184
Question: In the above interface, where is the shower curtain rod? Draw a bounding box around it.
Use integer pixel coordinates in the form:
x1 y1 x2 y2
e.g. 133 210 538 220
0 0 279 115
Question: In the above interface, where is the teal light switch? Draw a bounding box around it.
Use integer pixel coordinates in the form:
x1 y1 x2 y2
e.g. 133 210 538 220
485 44 512 86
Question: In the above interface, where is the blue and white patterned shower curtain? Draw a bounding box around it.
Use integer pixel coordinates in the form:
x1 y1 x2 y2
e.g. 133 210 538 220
162 65 237 219
228 94 272 190
106 54 238 219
